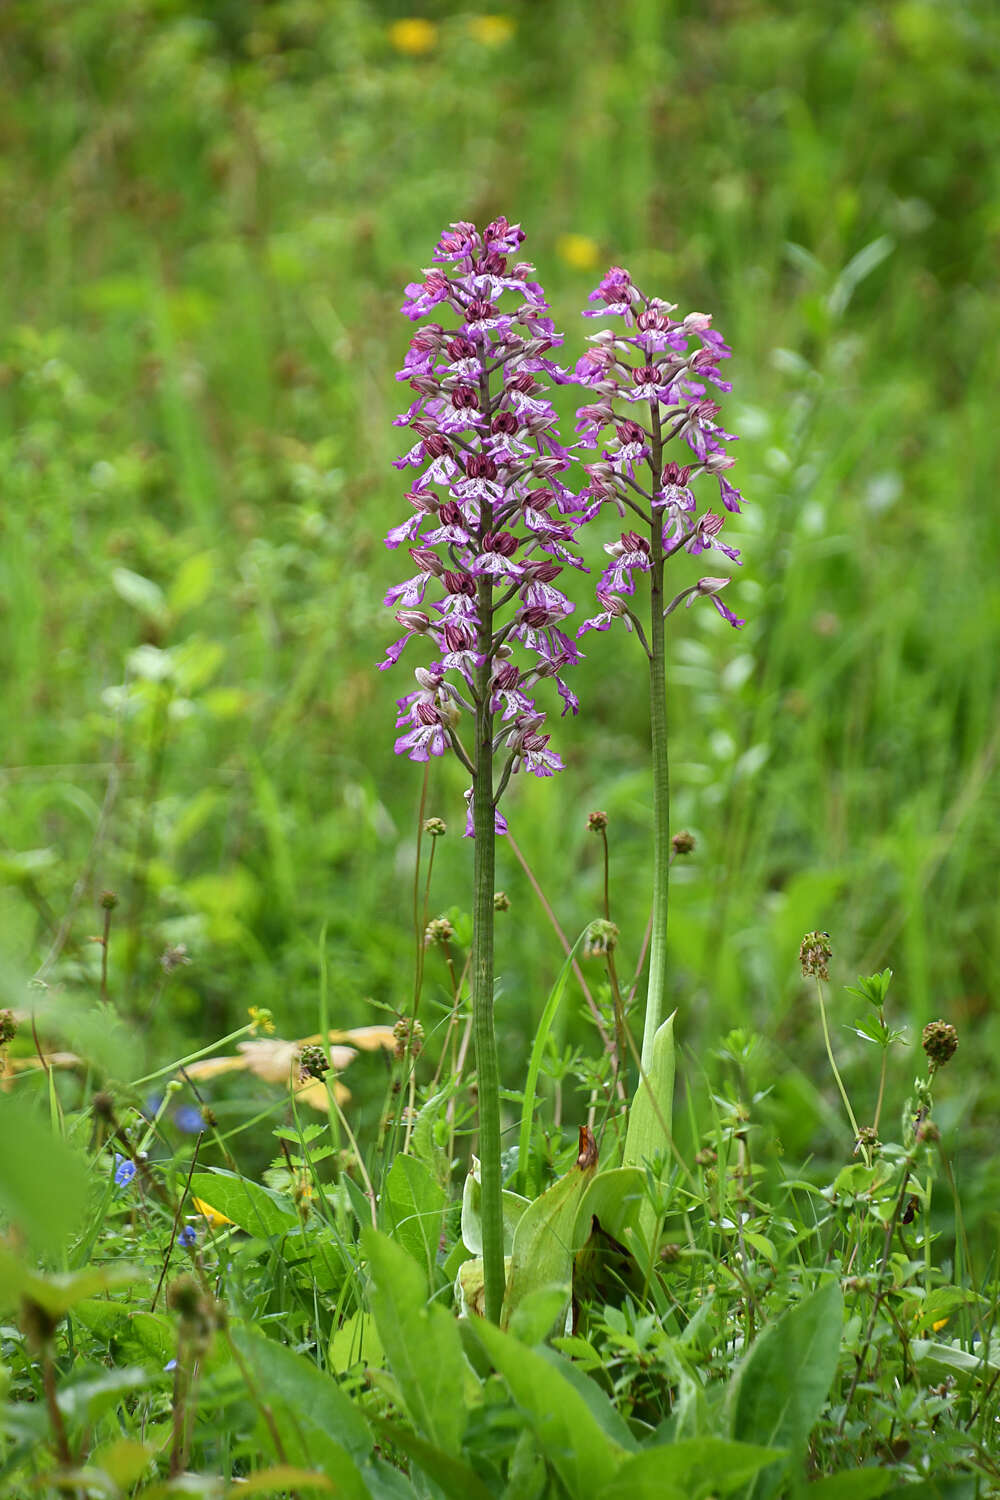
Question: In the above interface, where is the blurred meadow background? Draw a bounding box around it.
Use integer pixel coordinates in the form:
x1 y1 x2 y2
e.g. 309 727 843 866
1 1 998 1231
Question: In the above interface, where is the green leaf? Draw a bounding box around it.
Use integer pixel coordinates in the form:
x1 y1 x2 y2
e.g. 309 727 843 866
501 1139 599 1331
372 1419 495 1500
382 1153 446 1280
911 1337 1000 1381
576 1167 645 1245
124 1312 174 1366
622 1013 676 1249
89 1439 155 1489
227 1468 333 1495
508 1287 573 1347
461 1158 530 1256
536 1344 636 1452
879 1483 977 1500
469 1318 624 1500
362 1229 471 1456
848 1016 888 1046
169 551 216 615
828 235 895 319
0 1092 89 1253
56 1366 153 1422
187 1170 298 1238
231 1325 372 1458
111 566 169 624
230 1325 371 1487
0 1246 141 1317
595 1438 782 1500
329 1310 384 1375
410 1087 452 1190
805 1471 896 1499
726 1279 844 1499
71 1299 128 1345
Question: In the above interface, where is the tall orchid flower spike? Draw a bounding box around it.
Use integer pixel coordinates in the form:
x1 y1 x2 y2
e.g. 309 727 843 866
383 219 586 1321
574 266 746 1068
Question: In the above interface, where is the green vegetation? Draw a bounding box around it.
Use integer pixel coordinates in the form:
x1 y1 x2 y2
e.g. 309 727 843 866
2 1 999 1494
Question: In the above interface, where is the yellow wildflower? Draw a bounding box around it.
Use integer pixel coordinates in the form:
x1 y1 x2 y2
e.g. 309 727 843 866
247 1006 275 1035
191 1197 234 1230
556 233 601 272
467 15 516 46
388 18 438 55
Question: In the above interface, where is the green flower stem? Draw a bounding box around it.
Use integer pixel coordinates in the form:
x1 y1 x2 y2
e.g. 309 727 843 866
131 1022 257 1089
815 975 863 1147
642 404 670 1071
473 575 504 1324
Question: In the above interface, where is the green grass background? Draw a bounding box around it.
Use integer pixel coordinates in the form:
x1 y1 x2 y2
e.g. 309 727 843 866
1 0 998 1222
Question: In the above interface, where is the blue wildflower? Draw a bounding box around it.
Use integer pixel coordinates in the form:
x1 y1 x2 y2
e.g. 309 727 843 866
114 1155 136 1188
178 1225 197 1248
174 1106 203 1134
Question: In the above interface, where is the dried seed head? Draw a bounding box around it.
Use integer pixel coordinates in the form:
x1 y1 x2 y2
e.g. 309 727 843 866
167 1274 204 1322
671 829 696 855
393 1017 424 1060
298 1044 330 1082
99 890 119 911
921 1020 958 1069
92 1090 116 1121
425 915 455 947
167 1274 218 1352
160 943 191 974
584 918 619 957
799 930 832 981
855 1125 880 1156
586 810 608 833
493 890 511 913
19 1297 60 1351
0 1009 17 1046
423 817 447 838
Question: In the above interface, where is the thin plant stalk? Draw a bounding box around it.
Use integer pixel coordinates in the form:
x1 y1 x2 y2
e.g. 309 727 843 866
572 272 743 1067
386 222 600 1317
815 974 863 1149
410 764 431 1020
471 576 504 1324
643 403 670 1071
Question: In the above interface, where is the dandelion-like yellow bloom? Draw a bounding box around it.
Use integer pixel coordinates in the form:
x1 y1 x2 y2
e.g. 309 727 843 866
556 233 601 271
467 14 516 46
388 18 438 55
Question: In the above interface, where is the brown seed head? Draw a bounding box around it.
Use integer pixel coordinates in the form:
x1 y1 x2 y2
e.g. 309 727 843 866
921 1019 958 1069
799 930 832 981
